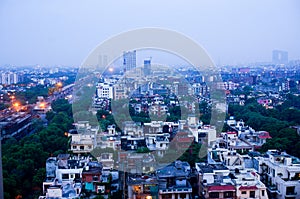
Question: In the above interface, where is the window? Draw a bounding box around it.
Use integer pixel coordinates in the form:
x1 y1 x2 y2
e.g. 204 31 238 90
250 191 255 198
286 186 295 195
62 174 69 180
262 190 265 196
209 192 219 198
93 176 99 181
162 194 172 199
80 146 84 150
242 191 247 194
72 146 77 149
224 191 234 198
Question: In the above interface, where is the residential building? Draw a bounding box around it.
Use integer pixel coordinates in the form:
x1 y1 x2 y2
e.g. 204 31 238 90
127 173 158 199
96 81 113 99
233 169 268 199
195 163 236 199
254 150 300 199
82 162 104 193
41 154 89 198
157 161 192 199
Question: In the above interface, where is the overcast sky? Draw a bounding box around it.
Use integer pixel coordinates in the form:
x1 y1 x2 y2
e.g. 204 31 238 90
0 0 299 66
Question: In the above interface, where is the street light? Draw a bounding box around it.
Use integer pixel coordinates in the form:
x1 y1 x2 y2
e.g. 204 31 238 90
56 82 63 88
13 102 21 112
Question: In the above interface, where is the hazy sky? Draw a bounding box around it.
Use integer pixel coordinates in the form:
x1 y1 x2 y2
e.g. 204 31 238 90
0 0 299 66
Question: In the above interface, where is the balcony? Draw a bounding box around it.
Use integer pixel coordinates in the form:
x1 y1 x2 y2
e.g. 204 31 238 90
159 187 192 194
267 185 278 193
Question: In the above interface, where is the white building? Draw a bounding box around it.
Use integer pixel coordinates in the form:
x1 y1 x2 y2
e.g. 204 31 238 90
70 133 95 154
146 133 170 151
254 150 300 199
0 72 18 85
96 82 113 99
41 154 89 199
233 169 269 199
97 153 114 170
70 121 99 154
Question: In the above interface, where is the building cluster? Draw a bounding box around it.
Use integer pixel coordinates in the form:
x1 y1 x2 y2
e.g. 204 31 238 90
0 84 72 141
39 110 300 199
0 71 20 85
35 50 300 199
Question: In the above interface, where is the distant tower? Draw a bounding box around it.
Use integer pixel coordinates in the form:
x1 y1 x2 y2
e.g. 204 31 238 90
123 50 136 72
272 50 288 65
143 58 151 76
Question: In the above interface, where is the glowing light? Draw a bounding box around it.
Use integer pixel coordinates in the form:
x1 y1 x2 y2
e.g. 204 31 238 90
109 67 114 72
13 102 21 112
13 102 19 107
39 102 46 108
56 82 63 87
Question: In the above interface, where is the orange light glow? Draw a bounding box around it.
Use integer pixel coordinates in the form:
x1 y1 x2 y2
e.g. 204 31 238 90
39 102 46 108
13 102 20 107
56 82 63 87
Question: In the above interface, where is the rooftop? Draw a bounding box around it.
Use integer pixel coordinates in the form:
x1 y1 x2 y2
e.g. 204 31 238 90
196 163 229 174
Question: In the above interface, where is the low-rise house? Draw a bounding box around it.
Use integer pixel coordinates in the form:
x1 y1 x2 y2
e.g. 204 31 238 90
41 154 89 198
254 150 300 199
82 162 103 193
232 169 268 199
195 163 236 199
123 121 144 137
127 174 158 199
146 133 170 151
121 136 147 151
157 161 192 199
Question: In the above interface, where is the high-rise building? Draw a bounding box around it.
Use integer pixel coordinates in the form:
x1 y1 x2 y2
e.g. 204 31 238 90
143 58 151 76
272 50 288 64
0 72 18 85
123 50 136 72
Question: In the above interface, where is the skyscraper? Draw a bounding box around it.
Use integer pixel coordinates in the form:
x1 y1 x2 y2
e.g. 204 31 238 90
272 50 288 65
143 58 151 76
123 50 136 72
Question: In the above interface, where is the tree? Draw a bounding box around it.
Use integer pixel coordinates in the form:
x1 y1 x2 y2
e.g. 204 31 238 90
2 99 73 198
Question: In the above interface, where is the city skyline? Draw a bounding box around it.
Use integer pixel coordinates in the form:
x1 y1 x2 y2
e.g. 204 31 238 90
0 0 300 66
